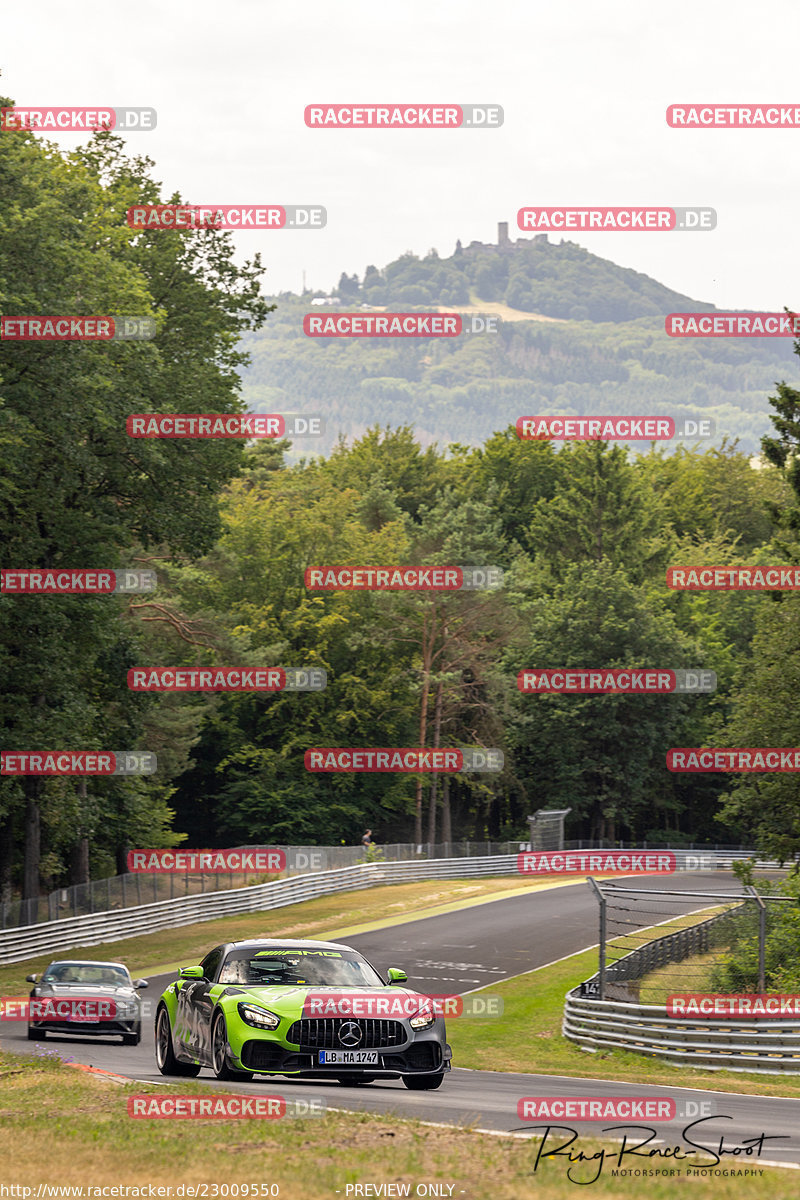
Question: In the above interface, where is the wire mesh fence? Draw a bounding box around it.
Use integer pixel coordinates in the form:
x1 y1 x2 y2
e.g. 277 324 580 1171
582 880 794 1003
1 839 761 930
0 840 524 929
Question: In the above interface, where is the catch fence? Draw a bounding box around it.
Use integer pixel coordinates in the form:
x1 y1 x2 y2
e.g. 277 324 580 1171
2 840 763 931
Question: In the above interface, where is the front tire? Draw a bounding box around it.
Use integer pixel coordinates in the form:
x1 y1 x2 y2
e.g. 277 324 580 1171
122 1022 141 1047
402 1072 445 1090
27 1026 45 1041
211 1013 253 1081
155 1005 200 1077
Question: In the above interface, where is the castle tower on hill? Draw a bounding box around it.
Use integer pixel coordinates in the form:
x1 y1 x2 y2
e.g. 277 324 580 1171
458 223 549 256
498 221 547 248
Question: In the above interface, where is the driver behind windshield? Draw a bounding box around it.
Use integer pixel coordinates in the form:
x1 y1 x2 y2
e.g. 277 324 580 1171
218 950 384 987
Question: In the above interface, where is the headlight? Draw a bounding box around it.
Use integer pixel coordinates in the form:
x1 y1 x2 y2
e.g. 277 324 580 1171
237 1002 281 1030
409 1008 435 1031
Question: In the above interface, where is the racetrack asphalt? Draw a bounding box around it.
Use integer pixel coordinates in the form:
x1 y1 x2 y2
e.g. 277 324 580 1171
4 870 800 1165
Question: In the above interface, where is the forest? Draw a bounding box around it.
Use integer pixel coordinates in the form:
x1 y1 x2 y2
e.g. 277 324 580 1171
2 113 800 904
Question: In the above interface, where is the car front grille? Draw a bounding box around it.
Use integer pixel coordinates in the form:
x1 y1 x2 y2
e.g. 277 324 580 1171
286 1018 406 1049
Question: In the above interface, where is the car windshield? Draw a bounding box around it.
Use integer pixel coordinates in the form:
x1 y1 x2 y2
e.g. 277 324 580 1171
219 948 385 987
41 963 131 986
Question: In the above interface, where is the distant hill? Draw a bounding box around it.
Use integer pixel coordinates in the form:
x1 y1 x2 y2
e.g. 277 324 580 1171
333 226 718 323
238 227 799 455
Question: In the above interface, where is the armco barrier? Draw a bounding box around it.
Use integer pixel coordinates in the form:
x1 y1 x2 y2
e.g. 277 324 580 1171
0 856 515 964
2 840 762 930
563 990 800 1074
0 849 764 966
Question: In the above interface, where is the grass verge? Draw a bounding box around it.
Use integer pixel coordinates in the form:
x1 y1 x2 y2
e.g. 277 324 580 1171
0 1048 791 1196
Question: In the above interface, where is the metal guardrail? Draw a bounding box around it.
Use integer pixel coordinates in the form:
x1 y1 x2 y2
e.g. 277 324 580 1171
565 901 800 1073
1 841 525 929
563 991 800 1074
0 854 522 965
2 840 763 930
0 848 766 966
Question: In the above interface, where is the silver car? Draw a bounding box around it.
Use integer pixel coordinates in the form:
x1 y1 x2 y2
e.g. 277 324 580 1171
26 959 149 1045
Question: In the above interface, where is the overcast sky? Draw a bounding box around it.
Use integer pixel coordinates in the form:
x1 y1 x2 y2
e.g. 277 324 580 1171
4 0 800 308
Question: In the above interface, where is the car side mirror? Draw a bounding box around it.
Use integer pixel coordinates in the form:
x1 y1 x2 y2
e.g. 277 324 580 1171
26 974 38 983
178 966 205 980
134 979 149 989
387 967 408 984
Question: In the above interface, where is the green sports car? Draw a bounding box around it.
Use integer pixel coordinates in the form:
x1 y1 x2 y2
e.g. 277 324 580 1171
155 938 452 1089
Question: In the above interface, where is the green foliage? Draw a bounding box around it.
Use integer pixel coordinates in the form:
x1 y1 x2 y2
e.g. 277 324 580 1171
0 112 270 892
5 130 800 893
711 875 800 993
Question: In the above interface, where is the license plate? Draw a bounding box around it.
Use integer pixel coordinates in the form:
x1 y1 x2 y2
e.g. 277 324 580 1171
318 1050 378 1065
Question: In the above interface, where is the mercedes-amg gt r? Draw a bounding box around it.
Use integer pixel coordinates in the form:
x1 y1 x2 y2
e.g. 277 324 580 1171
155 939 451 1089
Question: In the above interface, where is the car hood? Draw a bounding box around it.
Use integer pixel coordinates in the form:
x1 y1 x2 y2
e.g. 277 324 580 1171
34 983 137 998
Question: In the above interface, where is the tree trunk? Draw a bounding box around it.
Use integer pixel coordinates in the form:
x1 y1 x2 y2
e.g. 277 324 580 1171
0 816 14 904
427 676 444 846
22 778 42 916
441 775 452 845
69 778 91 886
70 838 90 887
414 606 436 845
115 842 129 875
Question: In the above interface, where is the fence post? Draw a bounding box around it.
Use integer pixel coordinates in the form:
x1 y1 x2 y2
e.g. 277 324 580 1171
747 886 767 993
587 877 606 1000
